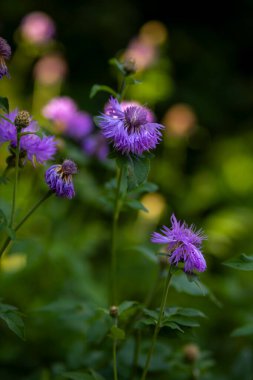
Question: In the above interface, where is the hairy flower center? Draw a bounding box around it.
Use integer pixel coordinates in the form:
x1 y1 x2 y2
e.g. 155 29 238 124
123 106 147 133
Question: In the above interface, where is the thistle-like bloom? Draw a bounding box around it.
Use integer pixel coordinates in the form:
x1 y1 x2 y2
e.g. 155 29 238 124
0 109 57 165
0 37 11 79
151 214 207 273
98 97 163 155
105 100 155 123
45 160 77 199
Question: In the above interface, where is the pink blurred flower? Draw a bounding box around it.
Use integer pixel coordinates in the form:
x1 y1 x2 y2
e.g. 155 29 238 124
123 37 157 71
34 54 67 85
42 97 77 127
43 97 93 139
20 12 55 44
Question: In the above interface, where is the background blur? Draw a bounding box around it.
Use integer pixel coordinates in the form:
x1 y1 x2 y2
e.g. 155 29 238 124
1 1 253 379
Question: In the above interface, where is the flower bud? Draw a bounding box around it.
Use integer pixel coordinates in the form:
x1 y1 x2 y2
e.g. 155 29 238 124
183 343 200 363
123 58 136 75
109 305 118 318
14 110 31 129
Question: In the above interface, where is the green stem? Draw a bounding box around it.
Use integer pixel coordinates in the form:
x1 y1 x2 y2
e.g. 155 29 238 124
113 339 118 380
0 191 53 258
110 165 124 304
129 330 141 380
118 79 126 102
112 317 119 380
9 136 20 228
141 266 173 380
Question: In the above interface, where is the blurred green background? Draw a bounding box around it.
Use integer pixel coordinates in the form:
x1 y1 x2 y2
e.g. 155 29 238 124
1 1 253 379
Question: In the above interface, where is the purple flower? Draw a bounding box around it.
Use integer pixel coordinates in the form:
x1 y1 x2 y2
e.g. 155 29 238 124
151 214 207 273
43 97 94 139
0 37 11 79
120 101 155 123
97 97 164 155
66 111 93 139
45 159 77 199
20 12 55 45
82 133 109 161
0 109 57 165
42 97 77 125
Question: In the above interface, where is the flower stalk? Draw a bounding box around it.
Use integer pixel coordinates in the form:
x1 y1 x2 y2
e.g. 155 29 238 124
9 135 20 228
110 165 124 304
0 191 53 258
141 266 173 380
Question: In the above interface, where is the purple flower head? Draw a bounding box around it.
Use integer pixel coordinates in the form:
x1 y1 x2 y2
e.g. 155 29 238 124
42 97 77 126
82 133 109 161
45 159 77 199
151 214 207 273
20 12 55 44
66 111 93 139
98 97 164 155
0 109 57 165
121 101 155 123
0 37 11 79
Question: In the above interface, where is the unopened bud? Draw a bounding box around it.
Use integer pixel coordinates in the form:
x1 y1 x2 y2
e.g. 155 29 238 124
123 58 136 75
183 343 200 363
109 305 118 318
14 110 31 129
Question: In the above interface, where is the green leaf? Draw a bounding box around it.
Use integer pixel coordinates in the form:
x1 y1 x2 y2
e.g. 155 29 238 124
62 372 94 380
115 155 129 195
0 209 7 226
0 210 15 238
223 254 253 271
90 84 118 99
171 273 209 296
109 325 125 340
127 155 150 191
143 308 159 321
0 96 9 113
231 324 253 337
138 317 157 327
128 181 158 195
129 245 158 263
88 370 106 380
0 176 9 185
125 75 141 85
165 316 200 328
109 58 126 75
162 321 184 332
165 307 206 319
118 300 138 316
0 303 25 340
125 199 148 212
4 226 16 240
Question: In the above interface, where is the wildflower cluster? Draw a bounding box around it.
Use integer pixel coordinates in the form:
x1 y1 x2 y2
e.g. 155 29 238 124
0 22 208 380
